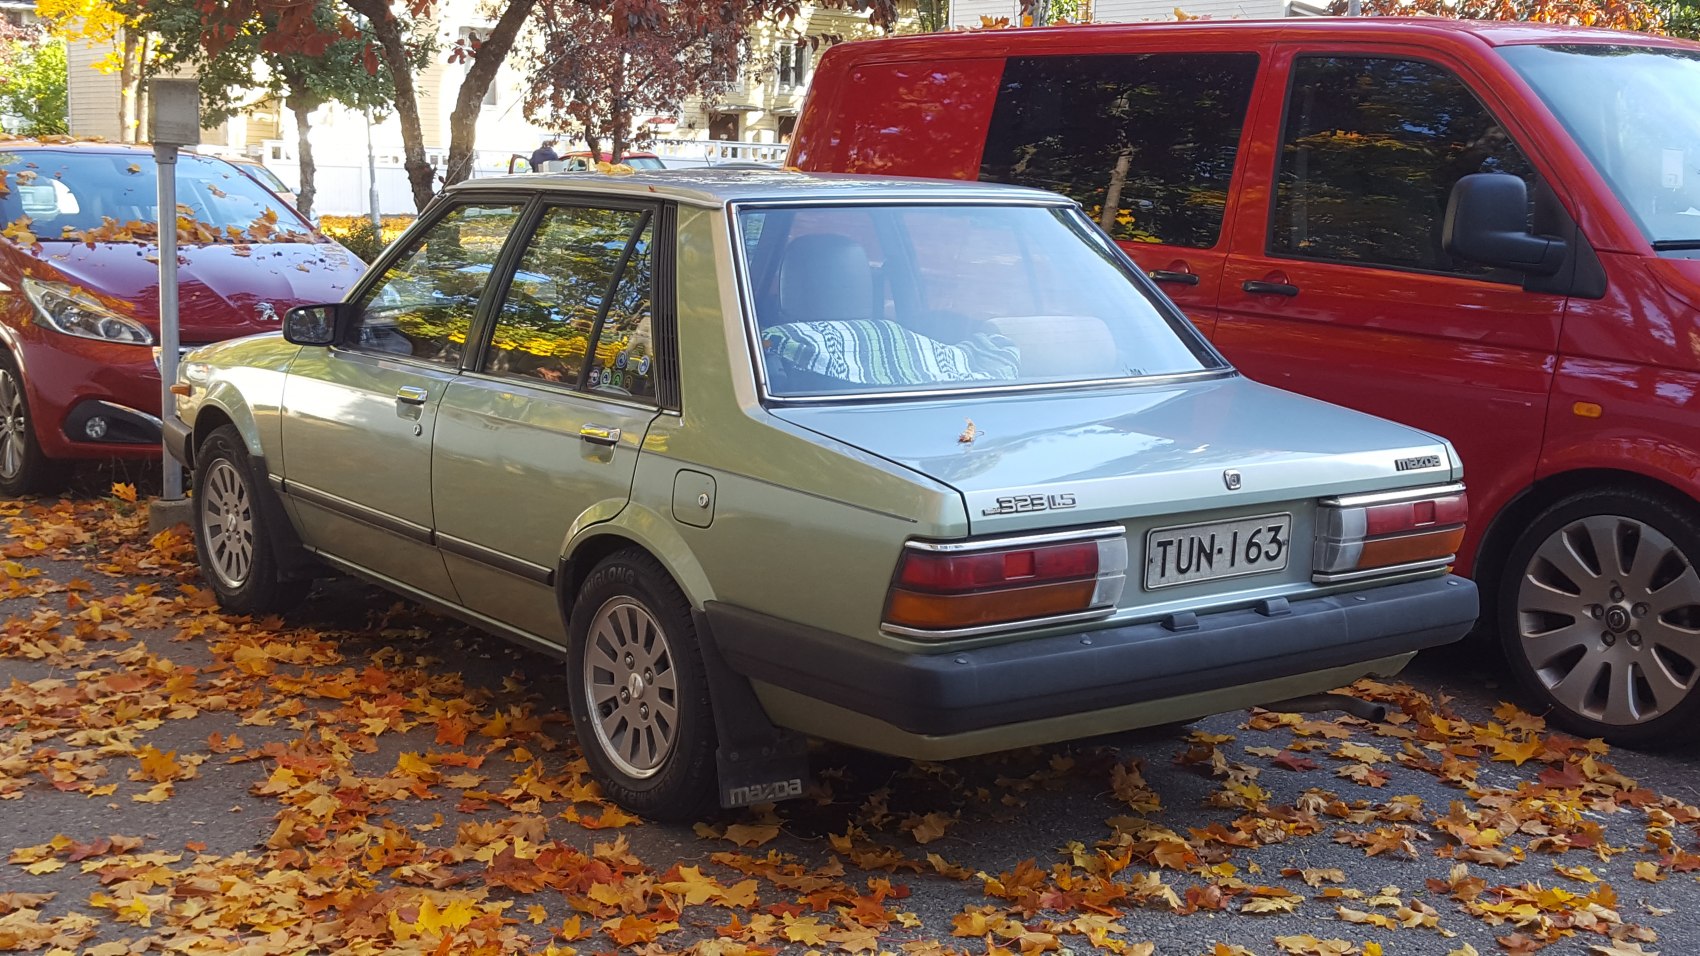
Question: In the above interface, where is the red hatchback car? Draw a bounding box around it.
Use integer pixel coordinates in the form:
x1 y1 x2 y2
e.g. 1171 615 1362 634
0 141 361 495
792 19 1700 745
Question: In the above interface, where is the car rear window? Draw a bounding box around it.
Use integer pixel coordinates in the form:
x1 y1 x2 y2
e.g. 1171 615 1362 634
0 150 313 242
737 202 1222 398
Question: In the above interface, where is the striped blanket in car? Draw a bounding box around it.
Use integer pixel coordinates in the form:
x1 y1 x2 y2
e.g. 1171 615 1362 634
761 319 1019 387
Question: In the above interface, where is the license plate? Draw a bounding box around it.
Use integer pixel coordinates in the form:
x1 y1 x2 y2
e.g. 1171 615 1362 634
1144 513 1293 590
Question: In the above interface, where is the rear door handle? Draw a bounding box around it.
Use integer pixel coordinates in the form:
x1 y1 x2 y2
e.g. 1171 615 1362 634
395 385 429 405
1242 280 1300 297
580 424 621 446
1149 269 1201 286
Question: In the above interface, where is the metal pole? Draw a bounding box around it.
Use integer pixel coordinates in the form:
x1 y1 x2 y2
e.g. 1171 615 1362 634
1348 0 1361 13
155 143 182 500
367 111 381 229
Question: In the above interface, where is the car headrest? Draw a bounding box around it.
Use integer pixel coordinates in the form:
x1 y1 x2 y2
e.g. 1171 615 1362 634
778 233 874 323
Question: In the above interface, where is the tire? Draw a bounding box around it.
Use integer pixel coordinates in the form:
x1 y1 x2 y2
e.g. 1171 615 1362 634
0 352 71 497
1497 487 1700 746
567 548 717 821
192 425 308 614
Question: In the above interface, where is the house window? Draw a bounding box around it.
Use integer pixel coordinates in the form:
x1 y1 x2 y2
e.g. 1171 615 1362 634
777 43 810 90
458 28 499 108
709 113 740 141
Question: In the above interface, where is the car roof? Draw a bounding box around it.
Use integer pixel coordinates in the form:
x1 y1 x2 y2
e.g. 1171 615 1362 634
444 168 1069 208
822 16 1696 55
0 139 173 155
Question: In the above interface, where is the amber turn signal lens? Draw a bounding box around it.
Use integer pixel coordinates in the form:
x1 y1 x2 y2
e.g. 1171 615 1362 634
885 580 1099 631
1356 526 1466 569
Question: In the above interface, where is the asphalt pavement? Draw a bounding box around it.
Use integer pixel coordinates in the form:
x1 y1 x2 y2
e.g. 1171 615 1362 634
1 485 1697 956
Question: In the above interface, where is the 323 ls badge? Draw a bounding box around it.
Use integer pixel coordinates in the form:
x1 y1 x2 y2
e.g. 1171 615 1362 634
982 493 1077 516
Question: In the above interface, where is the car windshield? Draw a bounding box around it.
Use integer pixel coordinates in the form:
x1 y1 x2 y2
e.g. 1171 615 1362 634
0 149 313 242
239 162 291 195
737 203 1221 398
1500 44 1700 248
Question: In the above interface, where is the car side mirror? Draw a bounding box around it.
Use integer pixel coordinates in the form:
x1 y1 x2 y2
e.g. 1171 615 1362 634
1443 173 1566 277
283 303 345 346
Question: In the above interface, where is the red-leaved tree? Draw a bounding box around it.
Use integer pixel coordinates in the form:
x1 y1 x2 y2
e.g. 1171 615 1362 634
521 0 759 163
1324 0 1664 30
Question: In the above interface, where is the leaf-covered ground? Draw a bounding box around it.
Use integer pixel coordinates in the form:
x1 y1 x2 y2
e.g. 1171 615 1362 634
1 489 1698 956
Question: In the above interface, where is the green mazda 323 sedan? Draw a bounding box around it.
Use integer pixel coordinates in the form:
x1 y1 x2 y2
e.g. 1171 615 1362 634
165 170 1478 819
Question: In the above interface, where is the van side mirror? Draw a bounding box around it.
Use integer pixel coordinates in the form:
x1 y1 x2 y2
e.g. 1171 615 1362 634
283 303 345 346
1443 173 1566 277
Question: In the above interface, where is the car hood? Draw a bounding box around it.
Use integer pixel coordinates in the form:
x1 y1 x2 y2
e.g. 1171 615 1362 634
770 375 1459 533
21 241 362 341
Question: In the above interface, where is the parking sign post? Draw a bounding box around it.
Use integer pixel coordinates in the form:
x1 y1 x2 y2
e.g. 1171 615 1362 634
149 79 199 505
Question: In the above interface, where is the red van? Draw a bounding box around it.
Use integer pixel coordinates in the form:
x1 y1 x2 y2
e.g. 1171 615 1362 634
792 19 1700 745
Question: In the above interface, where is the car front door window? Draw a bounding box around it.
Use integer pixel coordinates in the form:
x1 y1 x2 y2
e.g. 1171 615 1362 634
353 203 526 364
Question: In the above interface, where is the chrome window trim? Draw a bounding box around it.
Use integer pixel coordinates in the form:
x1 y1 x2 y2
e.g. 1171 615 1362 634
1319 482 1465 508
724 198 1232 405
903 523 1125 553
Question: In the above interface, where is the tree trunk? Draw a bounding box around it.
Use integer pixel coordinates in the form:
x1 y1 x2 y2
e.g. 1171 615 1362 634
287 91 318 219
442 0 539 188
118 30 138 142
610 56 626 164
347 0 435 211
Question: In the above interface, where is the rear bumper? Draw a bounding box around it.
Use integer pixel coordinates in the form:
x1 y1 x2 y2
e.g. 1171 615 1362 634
707 574 1477 738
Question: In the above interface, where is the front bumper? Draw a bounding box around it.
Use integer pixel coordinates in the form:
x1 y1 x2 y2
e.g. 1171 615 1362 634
707 574 1477 739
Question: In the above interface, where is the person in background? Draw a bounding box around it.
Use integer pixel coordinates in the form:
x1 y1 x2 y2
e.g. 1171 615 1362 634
529 138 560 172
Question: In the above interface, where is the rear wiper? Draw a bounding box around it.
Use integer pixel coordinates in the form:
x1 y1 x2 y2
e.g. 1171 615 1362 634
1651 239 1700 251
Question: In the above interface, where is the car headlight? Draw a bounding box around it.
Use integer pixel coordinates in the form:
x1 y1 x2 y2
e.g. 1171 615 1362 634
22 278 154 345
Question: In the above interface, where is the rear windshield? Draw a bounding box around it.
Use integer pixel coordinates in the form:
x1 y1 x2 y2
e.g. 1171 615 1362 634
0 149 313 242
1500 44 1700 247
736 203 1221 398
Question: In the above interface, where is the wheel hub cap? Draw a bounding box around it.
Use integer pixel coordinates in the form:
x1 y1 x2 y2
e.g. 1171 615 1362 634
1516 513 1700 726
199 459 254 590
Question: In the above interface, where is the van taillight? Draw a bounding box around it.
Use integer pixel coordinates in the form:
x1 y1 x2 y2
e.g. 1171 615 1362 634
884 529 1128 637
1314 485 1467 582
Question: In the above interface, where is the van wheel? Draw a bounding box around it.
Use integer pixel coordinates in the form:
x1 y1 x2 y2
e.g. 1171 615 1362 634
567 548 717 822
193 425 308 614
1498 488 1700 746
0 353 70 497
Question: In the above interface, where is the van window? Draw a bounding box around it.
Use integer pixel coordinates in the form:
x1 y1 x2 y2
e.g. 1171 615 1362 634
979 53 1260 249
1271 56 1536 276
1500 44 1700 249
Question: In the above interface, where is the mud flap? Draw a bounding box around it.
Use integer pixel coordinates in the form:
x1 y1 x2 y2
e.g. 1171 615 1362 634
692 609 809 809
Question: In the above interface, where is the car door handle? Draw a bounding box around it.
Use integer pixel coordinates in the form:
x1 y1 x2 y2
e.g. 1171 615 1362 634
395 385 429 406
1149 269 1201 286
1242 280 1300 297
580 424 622 446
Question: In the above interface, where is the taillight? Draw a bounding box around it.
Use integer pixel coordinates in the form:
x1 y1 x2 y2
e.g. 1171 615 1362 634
883 527 1129 637
1314 485 1467 582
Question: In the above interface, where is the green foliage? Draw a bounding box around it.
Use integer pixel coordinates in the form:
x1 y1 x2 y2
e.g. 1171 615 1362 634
0 37 70 137
1666 0 1700 37
328 218 384 264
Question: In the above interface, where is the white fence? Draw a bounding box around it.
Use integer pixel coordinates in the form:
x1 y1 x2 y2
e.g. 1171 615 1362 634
214 138 789 217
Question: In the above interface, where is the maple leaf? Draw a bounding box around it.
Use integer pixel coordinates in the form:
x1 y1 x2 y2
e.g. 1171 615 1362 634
1273 751 1321 772
722 823 781 847
904 811 954 845
1633 860 1666 882
109 483 138 503
602 914 677 946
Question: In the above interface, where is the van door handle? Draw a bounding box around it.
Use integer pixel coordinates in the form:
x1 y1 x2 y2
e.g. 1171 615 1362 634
395 385 429 405
1149 269 1201 286
1242 279 1300 297
580 424 621 446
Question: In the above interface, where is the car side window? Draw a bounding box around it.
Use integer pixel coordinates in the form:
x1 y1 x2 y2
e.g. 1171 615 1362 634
1271 56 1537 277
483 205 658 401
979 53 1260 249
352 203 525 364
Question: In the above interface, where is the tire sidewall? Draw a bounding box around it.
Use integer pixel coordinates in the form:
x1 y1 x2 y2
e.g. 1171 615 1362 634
567 551 716 820
193 426 278 611
1497 488 1700 746
0 352 64 498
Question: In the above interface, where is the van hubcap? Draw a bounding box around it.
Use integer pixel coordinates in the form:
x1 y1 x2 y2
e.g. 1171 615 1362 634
0 369 27 481
583 598 677 778
1516 514 1700 725
200 459 254 589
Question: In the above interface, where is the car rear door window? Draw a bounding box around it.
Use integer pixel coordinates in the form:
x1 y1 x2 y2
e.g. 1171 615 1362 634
352 203 525 365
979 53 1260 249
1271 56 1537 276
483 205 657 401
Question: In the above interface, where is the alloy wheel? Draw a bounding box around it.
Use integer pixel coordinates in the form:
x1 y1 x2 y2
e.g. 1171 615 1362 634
1516 514 1700 725
200 459 255 590
0 368 26 482
582 597 679 778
